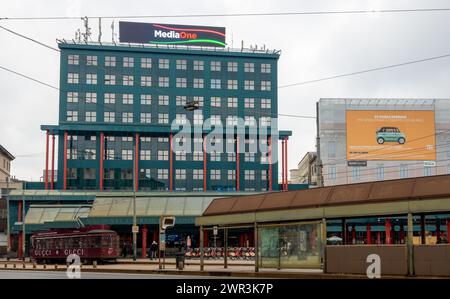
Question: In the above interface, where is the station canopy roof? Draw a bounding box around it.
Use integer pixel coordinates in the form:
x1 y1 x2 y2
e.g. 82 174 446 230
24 205 91 225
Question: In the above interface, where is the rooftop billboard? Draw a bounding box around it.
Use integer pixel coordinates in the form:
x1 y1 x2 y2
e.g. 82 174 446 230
346 110 436 161
119 21 226 47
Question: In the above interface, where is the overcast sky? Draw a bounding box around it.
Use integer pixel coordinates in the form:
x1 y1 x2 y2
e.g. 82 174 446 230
1 0 450 182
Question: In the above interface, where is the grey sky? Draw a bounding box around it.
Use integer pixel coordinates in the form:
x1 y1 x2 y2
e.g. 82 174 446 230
1 0 450 182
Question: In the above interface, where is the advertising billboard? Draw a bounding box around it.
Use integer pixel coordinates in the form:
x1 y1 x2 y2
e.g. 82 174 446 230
119 21 226 47
346 110 436 161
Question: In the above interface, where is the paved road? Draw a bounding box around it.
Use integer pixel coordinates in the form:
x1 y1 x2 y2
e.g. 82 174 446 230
0 270 217 279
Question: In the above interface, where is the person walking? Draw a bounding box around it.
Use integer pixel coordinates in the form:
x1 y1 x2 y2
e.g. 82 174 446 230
150 241 158 260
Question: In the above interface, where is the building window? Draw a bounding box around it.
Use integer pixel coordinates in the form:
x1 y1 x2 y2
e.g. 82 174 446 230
85 111 96 122
176 96 187 106
86 73 97 84
193 169 203 180
141 76 152 87
141 57 152 68
244 62 255 72
227 97 238 108
158 113 169 124
158 169 168 179
228 152 236 162
175 151 187 161
140 169 151 179
105 149 115 160
122 94 133 105
193 60 204 70
245 170 255 180
140 150 151 161
67 149 77 160
228 169 236 180
261 63 271 73
67 92 78 103
140 113 151 124
159 58 169 69
159 76 169 87
261 98 271 109
227 80 238 90
261 80 271 91
193 151 203 161
400 165 408 178
226 116 238 126
158 95 169 106
193 78 204 89
327 141 336 158
68 54 79 65
141 137 151 143
211 79 221 89
244 116 256 126
140 94 151 105
85 92 97 104
122 150 133 160
376 165 384 180
424 166 432 176
122 112 133 123
351 167 361 181
194 114 203 125
105 74 116 85
175 114 187 125
86 55 97 66
104 112 115 123
105 56 116 67
260 117 271 127
210 151 221 162
227 61 238 72
67 73 79 84
211 97 221 107
245 152 255 162
244 98 254 108
67 110 78 122
211 61 221 71
122 136 133 142
175 169 186 180
104 93 115 104
84 149 96 160
123 75 134 86
176 77 187 88
328 166 336 180
158 150 168 161
244 80 254 90
123 57 134 68
210 169 221 180
211 115 221 126
176 59 187 70
261 170 268 180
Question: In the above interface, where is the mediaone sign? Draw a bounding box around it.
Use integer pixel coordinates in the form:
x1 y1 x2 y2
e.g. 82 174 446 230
119 21 226 47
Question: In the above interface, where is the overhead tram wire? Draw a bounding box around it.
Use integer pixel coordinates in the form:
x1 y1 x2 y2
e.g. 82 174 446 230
2 8 450 21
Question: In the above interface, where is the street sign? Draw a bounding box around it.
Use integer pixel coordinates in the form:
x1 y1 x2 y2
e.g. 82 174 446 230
424 161 436 167
213 226 218 236
347 161 367 167
161 216 176 230
132 225 139 233
159 232 166 251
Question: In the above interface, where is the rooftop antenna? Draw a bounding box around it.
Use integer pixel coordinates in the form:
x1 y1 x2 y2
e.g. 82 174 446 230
81 16 91 43
98 17 102 43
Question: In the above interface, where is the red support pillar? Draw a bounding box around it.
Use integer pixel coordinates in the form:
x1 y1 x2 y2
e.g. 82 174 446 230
203 230 208 247
44 130 49 190
366 224 372 245
142 225 148 258
153 230 158 243
351 225 356 244
169 133 173 192
51 134 55 190
236 136 240 191
99 133 104 191
377 231 381 244
385 219 392 244
284 137 288 191
63 131 68 190
203 135 207 192
281 139 285 191
268 136 272 191
135 133 139 192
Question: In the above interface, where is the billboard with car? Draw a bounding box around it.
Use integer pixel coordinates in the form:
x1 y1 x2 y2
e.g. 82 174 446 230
346 110 436 161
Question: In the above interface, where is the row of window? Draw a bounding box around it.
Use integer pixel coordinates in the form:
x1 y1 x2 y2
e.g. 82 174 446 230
327 165 438 181
66 92 272 108
67 73 272 91
68 54 272 73
66 110 272 126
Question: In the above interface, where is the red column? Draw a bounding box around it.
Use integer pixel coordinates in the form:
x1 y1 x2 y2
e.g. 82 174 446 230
169 133 173 192
268 136 272 191
203 230 209 247
284 137 288 191
135 133 139 192
153 230 158 243
99 133 104 191
239 234 244 247
63 131 68 190
236 136 240 191
281 139 285 191
385 219 392 244
366 224 372 245
351 225 356 244
51 134 55 190
44 130 49 190
447 219 450 244
203 135 207 191
377 231 381 244
142 225 148 258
